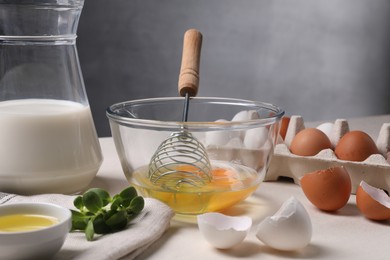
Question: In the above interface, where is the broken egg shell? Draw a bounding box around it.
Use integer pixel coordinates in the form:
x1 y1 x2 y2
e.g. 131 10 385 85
356 181 390 221
300 166 351 211
256 196 312 251
197 212 252 249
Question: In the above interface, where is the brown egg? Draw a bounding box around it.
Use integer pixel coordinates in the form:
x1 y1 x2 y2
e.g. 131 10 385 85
290 128 333 156
279 116 290 140
335 131 379 162
300 166 351 211
356 181 390 221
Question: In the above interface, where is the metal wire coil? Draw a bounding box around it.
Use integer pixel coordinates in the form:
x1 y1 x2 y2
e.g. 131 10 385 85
148 131 212 190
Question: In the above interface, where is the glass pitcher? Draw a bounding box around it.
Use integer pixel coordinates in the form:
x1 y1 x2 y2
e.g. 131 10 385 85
0 0 103 194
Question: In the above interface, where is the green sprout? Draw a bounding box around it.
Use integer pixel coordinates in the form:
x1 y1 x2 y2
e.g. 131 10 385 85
71 186 144 241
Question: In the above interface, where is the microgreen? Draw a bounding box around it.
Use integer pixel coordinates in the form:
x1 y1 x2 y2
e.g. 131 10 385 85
71 186 144 241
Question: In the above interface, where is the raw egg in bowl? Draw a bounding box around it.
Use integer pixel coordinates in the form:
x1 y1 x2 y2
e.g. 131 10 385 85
107 97 284 215
0 202 71 259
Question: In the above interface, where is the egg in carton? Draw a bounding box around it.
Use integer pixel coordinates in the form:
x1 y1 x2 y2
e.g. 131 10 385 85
202 110 274 180
266 115 390 194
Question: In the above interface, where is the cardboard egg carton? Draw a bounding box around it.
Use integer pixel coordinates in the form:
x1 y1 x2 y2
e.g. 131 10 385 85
266 115 390 194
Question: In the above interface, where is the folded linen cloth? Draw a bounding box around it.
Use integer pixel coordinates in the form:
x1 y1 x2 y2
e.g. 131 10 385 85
0 192 175 260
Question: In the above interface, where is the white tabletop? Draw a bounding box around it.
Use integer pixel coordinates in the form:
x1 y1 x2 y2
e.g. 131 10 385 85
91 114 390 260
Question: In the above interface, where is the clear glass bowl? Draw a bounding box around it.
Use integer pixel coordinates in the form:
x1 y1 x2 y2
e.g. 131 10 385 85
107 97 284 215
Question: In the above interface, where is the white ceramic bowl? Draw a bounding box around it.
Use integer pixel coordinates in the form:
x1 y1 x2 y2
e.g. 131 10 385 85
0 202 72 260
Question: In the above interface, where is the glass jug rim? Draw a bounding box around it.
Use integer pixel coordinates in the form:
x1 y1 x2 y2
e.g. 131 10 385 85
0 0 84 38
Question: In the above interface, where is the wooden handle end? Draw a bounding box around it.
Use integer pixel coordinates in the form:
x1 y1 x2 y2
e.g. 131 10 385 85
178 29 203 97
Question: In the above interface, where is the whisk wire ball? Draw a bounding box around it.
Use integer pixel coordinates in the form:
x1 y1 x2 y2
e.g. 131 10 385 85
148 131 212 190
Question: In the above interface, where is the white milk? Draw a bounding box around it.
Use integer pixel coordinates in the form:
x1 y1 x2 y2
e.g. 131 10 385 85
0 99 103 194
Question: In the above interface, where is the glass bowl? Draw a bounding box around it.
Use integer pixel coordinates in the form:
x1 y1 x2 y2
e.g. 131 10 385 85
107 97 284 215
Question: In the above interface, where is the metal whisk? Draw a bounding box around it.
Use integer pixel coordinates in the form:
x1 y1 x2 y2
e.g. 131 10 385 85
148 29 212 190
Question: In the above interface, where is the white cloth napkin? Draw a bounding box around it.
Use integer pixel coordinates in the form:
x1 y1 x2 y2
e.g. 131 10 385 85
0 193 174 260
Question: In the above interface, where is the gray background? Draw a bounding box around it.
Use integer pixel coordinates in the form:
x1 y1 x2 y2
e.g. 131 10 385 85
76 0 390 137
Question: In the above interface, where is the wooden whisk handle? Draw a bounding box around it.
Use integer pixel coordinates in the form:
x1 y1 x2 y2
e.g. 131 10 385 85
178 29 203 97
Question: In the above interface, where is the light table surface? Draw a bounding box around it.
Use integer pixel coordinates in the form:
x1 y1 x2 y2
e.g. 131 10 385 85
90 114 390 259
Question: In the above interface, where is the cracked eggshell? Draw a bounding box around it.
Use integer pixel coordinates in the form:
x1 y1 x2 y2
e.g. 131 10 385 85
300 166 351 211
197 212 252 249
256 197 312 251
356 181 390 221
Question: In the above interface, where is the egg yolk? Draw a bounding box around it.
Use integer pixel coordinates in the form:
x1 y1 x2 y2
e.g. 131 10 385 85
174 165 240 187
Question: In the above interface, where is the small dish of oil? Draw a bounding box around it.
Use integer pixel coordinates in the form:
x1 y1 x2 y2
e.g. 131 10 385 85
0 202 71 259
130 160 262 215
0 213 59 232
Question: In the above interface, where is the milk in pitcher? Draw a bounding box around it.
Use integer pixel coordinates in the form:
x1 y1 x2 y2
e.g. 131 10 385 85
0 99 102 194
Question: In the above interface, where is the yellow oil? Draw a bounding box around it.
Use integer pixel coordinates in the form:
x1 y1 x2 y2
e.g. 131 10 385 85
0 214 59 232
130 161 260 215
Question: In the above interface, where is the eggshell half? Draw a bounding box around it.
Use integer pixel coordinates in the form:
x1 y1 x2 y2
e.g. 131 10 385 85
256 197 312 251
197 213 252 249
300 166 351 211
356 181 390 221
